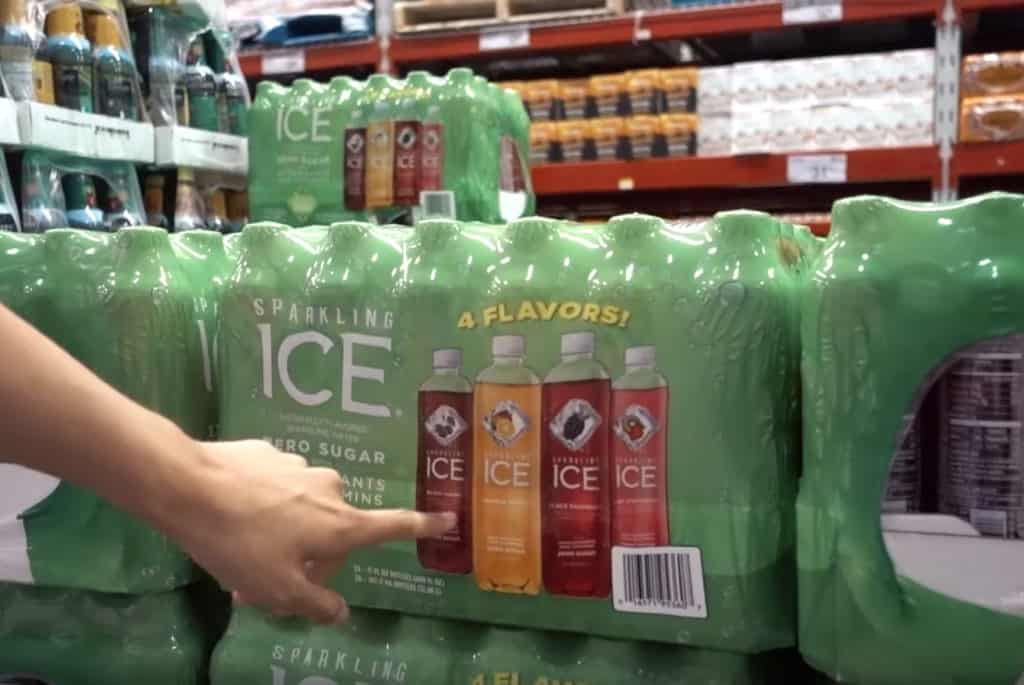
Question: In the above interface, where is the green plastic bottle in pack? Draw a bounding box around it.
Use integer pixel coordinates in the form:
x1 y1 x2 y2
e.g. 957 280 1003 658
798 193 1024 685
248 81 289 223
170 229 232 440
217 212 799 650
211 606 804 685
0 583 207 685
0 228 199 592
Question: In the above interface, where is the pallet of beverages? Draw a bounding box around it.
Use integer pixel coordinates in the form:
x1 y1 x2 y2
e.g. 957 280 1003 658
393 0 626 34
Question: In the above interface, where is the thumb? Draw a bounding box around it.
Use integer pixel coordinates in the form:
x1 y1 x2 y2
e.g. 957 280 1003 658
288 575 351 625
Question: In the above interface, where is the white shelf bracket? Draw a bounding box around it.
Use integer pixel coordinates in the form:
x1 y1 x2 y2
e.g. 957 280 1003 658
933 0 962 202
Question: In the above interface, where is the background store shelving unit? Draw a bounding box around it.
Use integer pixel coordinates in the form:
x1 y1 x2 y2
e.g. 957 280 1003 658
238 0 1024 230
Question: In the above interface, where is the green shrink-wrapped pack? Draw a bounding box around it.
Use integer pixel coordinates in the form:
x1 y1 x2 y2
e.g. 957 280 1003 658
248 70 533 227
218 212 800 650
0 228 207 592
211 606 802 685
0 583 208 685
799 193 1024 684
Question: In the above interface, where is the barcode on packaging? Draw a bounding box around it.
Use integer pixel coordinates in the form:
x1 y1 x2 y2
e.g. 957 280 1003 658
612 546 708 618
419 191 456 220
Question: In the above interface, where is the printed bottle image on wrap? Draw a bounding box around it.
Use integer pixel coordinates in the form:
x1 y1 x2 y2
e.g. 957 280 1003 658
473 335 542 595
418 348 473 574
542 331 611 597
611 345 669 547
363 74 397 210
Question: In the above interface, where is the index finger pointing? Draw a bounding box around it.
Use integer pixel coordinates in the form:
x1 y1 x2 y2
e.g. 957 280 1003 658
348 509 456 549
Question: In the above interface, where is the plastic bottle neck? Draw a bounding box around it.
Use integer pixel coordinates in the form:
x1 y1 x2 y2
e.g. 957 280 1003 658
432 366 462 376
493 355 524 367
561 352 593 363
625 362 654 372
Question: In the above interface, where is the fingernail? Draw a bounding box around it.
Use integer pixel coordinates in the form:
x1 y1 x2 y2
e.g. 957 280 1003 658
335 600 351 625
440 512 457 530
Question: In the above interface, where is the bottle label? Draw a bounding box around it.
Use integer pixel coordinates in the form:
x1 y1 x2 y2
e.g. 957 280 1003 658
343 127 367 210
53 63 93 113
0 46 35 100
610 388 670 547
417 390 473 574
542 381 611 597
32 60 54 104
366 120 395 209
392 120 421 207
96 71 137 119
174 177 204 231
419 122 444 192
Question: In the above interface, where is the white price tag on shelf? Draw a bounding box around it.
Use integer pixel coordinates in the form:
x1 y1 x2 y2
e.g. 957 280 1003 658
787 154 847 184
479 26 530 52
782 0 842 24
261 49 306 75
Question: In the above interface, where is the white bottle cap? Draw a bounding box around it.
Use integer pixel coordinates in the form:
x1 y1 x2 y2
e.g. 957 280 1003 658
492 335 525 357
561 331 595 356
433 348 462 369
625 345 656 367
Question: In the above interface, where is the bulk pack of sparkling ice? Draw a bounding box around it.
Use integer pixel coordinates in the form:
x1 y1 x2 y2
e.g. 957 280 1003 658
0 227 236 684
248 69 533 228
799 193 1024 685
217 212 806 651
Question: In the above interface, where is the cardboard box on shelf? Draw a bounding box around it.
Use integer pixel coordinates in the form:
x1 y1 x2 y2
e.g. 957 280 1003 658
962 51 1024 98
960 94 1024 142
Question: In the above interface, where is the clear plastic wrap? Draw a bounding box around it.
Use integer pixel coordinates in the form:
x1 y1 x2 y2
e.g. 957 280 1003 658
15 148 145 231
799 193 1024 685
0 148 20 229
129 5 249 132
217 213 800 651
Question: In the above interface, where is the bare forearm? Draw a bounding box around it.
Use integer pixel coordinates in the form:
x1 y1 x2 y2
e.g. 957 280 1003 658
0 304 213 529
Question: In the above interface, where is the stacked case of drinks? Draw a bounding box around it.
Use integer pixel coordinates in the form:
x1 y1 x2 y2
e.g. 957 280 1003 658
0 224 235 682
511 69 699 164
248 69 533 227
800 193 1024 685
216 211 801 651
960 51 1024 142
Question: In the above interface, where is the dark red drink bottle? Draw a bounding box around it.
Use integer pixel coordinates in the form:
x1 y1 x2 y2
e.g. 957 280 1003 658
417 348 473 573
611 345 670 547
542 331 611 597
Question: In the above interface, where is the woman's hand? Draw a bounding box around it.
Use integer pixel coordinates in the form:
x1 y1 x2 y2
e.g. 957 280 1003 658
163 440 455 624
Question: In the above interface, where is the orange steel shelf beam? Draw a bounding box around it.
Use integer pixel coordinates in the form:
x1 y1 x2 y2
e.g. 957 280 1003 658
239 39 380 78
530 147 941 195
388 0 942 65
952 141 1024 180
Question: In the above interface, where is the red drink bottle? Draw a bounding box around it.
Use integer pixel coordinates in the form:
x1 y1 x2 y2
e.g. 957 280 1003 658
417 348 473 573
611 345 670 547
542 331 611 597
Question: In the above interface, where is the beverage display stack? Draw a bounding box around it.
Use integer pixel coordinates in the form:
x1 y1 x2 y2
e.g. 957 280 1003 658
0 0 249 235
